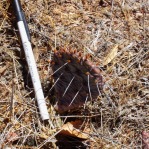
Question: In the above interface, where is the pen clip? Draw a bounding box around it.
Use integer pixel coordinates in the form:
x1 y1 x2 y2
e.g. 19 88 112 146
22 11 31 41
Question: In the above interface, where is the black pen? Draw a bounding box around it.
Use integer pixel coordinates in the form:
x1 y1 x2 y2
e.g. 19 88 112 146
13 0 30 40
13 0 49 120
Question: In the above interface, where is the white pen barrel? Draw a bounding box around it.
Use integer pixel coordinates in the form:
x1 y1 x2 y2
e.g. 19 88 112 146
17 21 49 120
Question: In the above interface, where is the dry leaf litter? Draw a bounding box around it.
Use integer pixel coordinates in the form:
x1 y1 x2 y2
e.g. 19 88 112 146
0 0 149 148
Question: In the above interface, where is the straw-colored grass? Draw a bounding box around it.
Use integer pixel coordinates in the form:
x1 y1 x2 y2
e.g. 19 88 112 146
0 0 148 148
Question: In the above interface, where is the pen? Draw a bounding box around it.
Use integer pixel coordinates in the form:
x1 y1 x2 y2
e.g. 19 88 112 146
13 0 49 120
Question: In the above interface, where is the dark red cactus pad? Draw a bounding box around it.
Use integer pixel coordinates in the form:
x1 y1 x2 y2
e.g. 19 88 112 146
51 48 103 113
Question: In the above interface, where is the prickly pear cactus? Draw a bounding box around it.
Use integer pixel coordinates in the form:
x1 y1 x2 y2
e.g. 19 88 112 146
51 48 103 113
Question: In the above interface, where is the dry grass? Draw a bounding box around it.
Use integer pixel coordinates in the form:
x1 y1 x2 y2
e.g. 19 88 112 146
0 0 149 148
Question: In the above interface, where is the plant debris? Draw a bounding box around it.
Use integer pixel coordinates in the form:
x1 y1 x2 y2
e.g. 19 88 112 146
60 120 90 139
0 0 149 148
